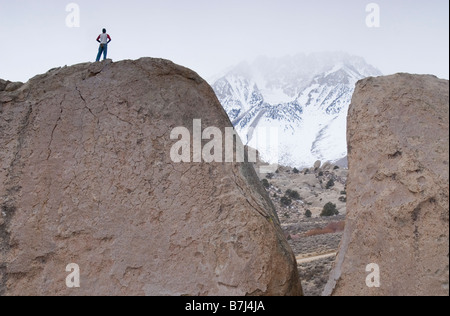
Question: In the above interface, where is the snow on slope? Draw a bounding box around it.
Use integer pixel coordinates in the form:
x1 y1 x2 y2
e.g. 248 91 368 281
210 52 382 168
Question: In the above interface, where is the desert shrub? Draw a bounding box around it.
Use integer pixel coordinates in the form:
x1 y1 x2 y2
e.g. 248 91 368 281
318 171 324 177
293 168 300 174
321 202 339 217
266 173 274 179
333 165 340 170
325 179 335 189
305 209 312 218
280 196 292 207
339 196 347 203
261 179 270 189
340 190 347 195
273 193 278 198
290 191 301 200
285 189 301 200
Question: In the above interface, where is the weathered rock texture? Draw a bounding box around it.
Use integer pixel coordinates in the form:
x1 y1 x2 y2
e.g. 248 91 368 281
324 74 449 296
0 58 302 296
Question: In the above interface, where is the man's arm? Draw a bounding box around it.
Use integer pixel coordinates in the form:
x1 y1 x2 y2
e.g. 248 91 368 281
96 35 101 43
107 34 112 44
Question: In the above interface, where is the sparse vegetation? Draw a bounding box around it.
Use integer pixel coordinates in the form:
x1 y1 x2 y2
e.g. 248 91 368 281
286 189 301 200
325 179 335 189
280 196 292 207
321 202 339 217
257 158 348 297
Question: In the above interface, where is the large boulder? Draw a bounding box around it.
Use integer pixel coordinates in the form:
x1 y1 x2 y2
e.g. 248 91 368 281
314 160 322 170
324 74 449 296
0 58 302 296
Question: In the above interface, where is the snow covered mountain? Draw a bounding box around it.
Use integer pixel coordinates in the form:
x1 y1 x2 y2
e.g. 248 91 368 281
210 52 382 168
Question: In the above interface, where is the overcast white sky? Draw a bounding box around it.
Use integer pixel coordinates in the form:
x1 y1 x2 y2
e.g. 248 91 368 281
0 0 448 82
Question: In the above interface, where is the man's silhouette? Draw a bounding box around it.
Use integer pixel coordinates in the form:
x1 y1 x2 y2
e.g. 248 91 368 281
96 28 112 61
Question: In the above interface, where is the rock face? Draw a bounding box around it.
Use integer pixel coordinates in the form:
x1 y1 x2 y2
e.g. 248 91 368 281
324 74 449 296
313 160 321 170
0 58 302 296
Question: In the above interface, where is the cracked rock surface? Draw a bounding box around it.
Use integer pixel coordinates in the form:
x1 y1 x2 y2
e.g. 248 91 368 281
0 58 302 296
324 74 449 296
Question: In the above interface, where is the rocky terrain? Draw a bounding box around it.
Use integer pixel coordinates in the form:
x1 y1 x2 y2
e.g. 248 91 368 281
0 58 302 296
2 59 448 297
325 74 449 296
255 161 348 296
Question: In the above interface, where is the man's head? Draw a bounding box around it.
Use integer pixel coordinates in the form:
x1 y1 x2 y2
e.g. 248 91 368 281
102 28 107 33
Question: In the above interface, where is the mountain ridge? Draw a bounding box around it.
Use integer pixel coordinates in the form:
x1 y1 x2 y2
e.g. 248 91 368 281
210 52 382 168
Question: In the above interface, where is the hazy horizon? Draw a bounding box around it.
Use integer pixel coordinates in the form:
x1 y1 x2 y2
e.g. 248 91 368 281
1 0 448 82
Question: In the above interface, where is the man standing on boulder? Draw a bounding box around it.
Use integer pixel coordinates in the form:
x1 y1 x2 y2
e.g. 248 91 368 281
96 28 112 62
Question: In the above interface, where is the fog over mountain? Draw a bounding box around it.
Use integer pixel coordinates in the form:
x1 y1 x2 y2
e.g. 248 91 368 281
211 52 382 167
